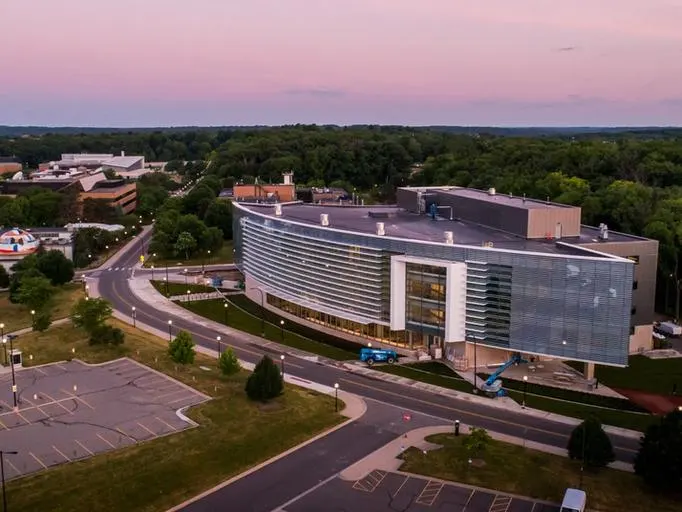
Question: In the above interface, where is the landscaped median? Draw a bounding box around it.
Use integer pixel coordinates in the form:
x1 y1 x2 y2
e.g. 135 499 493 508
399 433 680 512
8 319 344 512
150 280 217 296
143 240 234 268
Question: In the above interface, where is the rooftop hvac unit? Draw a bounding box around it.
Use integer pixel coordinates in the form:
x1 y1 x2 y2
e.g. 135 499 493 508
444 231 454 244
274 204 282 216
482 241 494 248
376 222 385 236
320 213 329 226
488 187 496 196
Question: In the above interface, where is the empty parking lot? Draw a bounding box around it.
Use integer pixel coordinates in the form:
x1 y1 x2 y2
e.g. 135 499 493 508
0 358 210 480
284 470 560 512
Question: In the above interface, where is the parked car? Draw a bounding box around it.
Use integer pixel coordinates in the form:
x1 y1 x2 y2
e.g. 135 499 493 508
359 347 398 366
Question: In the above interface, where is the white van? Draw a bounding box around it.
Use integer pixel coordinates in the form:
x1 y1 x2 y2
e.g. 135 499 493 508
560 488 586 512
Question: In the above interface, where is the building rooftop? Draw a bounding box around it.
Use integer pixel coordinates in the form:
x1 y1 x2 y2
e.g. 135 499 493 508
102 156 143 169
239 202 646 258
440 187 568 210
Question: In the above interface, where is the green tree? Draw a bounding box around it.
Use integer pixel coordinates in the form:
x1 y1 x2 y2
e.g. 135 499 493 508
16 275 55 311
33 309 52 332
71 297 113 335
89 324 125 346
219 347 241 376
204 200 233 239
245 355 283 402
174 231 197 260
0 265 9 289
463 427 492 461
567 417 615 469
169 330 195 364
36 250 74 285
634 409 682 492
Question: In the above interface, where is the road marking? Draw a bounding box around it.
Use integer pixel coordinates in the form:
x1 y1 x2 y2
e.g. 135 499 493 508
56 364 68 371
529 503 536 512
29 452 47 469
22 397 50 418
340 378 638 453
168 394 193 405
6 458 20 476
15 410 31 425
416 480 444 506
42 392 74 415
0 418 7 430
60 389 95 410
463 490 476 511
155 415 176 431
155 389 186 401
353 469 386 493
489 495 513 512
392 475 410 497
137 421 157 437
75 439 94 456
34 366 48 375
97 433 116 449
53 445 71 462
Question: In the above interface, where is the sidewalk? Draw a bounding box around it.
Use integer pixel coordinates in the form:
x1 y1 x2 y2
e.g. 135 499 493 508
339 423 634 482
342 362 643 440
119 279 644 441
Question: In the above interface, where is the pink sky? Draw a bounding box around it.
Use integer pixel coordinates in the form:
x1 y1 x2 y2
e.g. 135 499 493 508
1 0 681 126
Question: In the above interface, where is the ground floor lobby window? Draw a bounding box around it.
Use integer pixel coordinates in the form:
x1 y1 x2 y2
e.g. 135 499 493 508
266 295 431 349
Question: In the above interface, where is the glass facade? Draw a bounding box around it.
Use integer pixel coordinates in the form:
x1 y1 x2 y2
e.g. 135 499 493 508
234 206 634 365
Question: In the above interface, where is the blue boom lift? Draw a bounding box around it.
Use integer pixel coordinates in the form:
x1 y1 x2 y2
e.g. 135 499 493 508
480 353 527 397
360 347 399 366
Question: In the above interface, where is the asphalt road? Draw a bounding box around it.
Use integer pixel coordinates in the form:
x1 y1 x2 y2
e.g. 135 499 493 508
94 231 641 466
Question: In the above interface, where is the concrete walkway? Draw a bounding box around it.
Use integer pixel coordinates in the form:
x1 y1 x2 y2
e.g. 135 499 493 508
340 424 634 481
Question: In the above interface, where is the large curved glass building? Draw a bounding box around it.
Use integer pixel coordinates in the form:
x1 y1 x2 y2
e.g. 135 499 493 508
232 186 658 369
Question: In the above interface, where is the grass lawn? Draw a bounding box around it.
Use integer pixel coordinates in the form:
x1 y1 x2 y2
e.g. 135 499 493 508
0 283 83 333
380 362 655 432
143 240 234 268
568 357 682 396
9 320 342 512
400 433 680 512
150 280 216 296
182 299 357 361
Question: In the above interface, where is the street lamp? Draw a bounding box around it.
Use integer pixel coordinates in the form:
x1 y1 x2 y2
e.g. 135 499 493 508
280 354 285 376
223 301 229 325
216 336 222 356
85 284 90 298
163 276 169 297
131 307 136 328
150 265 155 281
0 450 18 512
280 320 285 344
186 290 191 303
522 375 528 408
1 336 5 367
31 310 35 330
184 268 188 286
334 382 339 412
167 320 172 342
8 335 17 409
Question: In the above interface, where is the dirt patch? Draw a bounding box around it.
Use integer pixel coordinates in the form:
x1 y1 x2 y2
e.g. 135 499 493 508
615 388 682 415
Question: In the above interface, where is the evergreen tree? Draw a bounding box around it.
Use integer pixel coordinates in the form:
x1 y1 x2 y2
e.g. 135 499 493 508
245 355 283 402
567 416 615 469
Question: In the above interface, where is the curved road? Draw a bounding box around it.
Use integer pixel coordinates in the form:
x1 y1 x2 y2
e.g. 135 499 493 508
94 231 641 466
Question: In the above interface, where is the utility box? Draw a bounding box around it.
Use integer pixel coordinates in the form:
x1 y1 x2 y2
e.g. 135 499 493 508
10 349 22 367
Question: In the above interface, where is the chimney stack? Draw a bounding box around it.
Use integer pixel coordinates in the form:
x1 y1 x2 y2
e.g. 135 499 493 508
376 222 385 236
444 231 454 244
274 204 282 216
320 213 329 226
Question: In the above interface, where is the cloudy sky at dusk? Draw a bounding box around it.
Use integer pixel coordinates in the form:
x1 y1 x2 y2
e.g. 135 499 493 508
2 0 681 126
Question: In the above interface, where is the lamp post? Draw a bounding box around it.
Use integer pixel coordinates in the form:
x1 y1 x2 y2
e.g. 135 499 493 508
1 450 17 512
334 382 339 412
131 307 136 328
167 320 172 342
207 249 212 269
216 336 222 357
223 301 229 325
30 310 36 330
522 375 528 409
280 320 285 344
0 324 4 365
8 335 17 409
85 284 90 298
186 290 191 303
150 265 155 281
1 336 5 367
280 354 285 376
184 269 188 286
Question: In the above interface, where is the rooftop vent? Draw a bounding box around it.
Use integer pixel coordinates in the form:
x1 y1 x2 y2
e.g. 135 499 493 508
274 204 282 216
376 222 385 236
482 241 494 248
444 231 454 244
320 213 329 226
488 187 496 196
599 223 609 241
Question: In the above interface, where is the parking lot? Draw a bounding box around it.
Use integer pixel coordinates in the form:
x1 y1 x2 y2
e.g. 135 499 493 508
0 358 210 480
285 470 560 512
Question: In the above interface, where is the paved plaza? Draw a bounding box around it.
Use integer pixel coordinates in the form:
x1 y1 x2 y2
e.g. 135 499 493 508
0 358 210 480
284 471 560 512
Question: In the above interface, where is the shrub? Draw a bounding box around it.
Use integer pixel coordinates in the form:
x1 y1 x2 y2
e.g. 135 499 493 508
245 355 283 402
634 409 682 491
33 310 52 332
89 324 125 346
219 347 241 376
567 416 615 469
169 330 195 364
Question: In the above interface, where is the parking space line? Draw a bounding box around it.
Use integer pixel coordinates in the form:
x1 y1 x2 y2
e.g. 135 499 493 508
155 389 185 401
6 458 20 476
489 495 513 512
60 389 95 410
463 489 476 511
137 421 157 437
155 416 176 431
29 452 48 469
34 367 48 375
56 364 68 371
53 445 71 462
75 440 94 456
352 470 386 493
529 504 536 512
116 427 135 441
22 397 50 418
392 475 410 497
41 392 74 414
168 394 194 405
416 480 444 506
97 433 116 449
15 410 31 425
0 418 7 430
